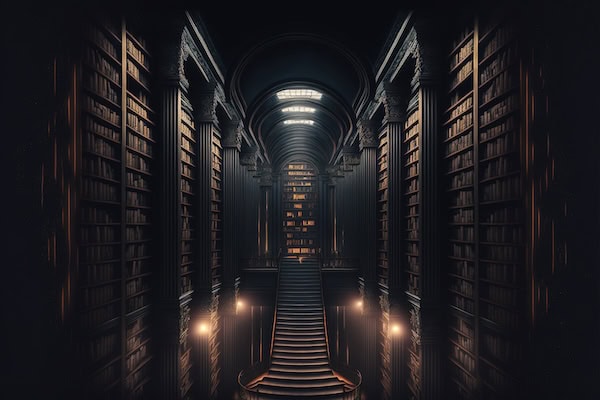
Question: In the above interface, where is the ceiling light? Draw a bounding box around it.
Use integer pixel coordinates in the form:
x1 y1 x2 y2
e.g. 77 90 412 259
283 119 315 125
282 106 316 113
277 89 323 100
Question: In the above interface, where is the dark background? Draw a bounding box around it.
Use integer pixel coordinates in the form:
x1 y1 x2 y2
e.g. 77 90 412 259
1 0 598 398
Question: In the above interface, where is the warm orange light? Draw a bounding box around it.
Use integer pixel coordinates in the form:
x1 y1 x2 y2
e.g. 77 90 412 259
196 322 209 336
355 300 363 308
391 324 403 336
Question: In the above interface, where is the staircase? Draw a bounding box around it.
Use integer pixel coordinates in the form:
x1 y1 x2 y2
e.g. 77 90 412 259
239 258 361 399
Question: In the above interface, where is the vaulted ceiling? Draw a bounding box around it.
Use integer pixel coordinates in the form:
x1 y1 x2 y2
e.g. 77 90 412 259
190 5 406 172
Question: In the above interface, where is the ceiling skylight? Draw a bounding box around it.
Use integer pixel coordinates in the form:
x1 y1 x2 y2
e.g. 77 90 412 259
277 89 323 100
281 106 316 113
283 119 315 125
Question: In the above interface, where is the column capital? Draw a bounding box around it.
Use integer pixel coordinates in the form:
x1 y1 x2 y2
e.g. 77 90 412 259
240 146 259 170
222 119 244 150
357 119 378 150
380 82 409 123
194 85 219 124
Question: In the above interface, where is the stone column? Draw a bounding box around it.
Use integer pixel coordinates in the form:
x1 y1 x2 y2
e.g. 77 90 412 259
220 120 243 399
357 119 379 398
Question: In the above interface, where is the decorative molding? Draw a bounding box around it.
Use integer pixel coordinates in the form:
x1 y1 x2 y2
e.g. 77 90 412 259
240 146 259 170
179 304 191 344
357 119 377 150
222 120 243 150
194 87 219 123
380 90 406 123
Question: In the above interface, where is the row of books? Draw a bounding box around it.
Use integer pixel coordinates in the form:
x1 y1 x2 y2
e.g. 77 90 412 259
481 262 518 284
84 71 120 104
450 259 475 280
127 96 152 121
480 175 520 201
480 94 518 126
451 243 475 258
85 117 120 142
127 134 153 156
480 244 521 262
85 46 121 83
87 24 120 61
127 208 150 224
126 293 150 313
126 38 150 70
481 302 519 329
480 156 518 180
91 362 119 388
125 243 151 259
446 129 473 157
127 191 150 207
450 37 474 71
480 47 515 83
127 172 150 189
81 226 119 243
480 130 518 159
82 205 119 224
481 207 522 223
450 277 474 297
88 331 118 361
450 60 474 89
83 178 119 202
445 113 473 141
480 69 515 104
480 115 516 142
126 226 151 241
481 331 520 364
127 113 153 139
407 274 419 296
83 262 119 282
85 131 119 160
83 303 119 329
451 293 475 313
450 208 474 224
127 60 151 88
481 283 518 306
84 157 118 180
450 225 475 241
451 343 476 371
480 24 516 60
481 226 523 242
450 328 474 352
128 259 150 277
82 284 118 307
450 190 473 207
127 327 149 353
449 169 474 189
126 154 152 178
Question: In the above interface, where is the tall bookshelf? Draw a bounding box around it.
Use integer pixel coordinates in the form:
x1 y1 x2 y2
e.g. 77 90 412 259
210 128 223 397
377 128 389 287
443 18 478 398
443 14 525 399
179 92 197 399
402 100 421 399
282 162 318 256
76 15 155 399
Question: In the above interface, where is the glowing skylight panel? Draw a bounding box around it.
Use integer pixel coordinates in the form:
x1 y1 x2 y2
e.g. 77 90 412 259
276 89 323 100
281 106 316 113
283 119 315 125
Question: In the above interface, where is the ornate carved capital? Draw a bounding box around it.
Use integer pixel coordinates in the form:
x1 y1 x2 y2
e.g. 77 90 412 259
259 166 273 186
357 119 377 150
194 87 218 123
240 146 259 170
222 120 243 150
380 87 407 123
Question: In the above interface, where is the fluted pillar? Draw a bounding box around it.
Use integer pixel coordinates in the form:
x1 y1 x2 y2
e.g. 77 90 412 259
414 23 443 400
190 86 220 400
157 76 185 400
381 86 409 400
258 166 272 258
220 120 243 398
357 119 379 398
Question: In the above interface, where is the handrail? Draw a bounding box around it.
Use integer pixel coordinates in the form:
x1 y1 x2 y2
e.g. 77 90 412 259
318 257 332 362
268 250 282 363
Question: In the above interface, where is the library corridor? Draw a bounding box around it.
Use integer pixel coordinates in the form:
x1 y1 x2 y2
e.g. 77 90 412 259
3 3 598 400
